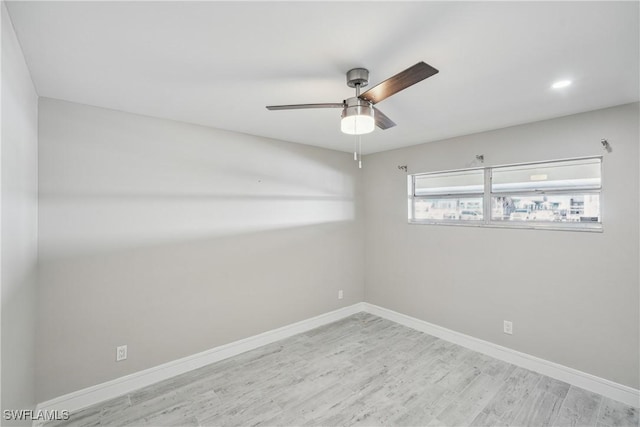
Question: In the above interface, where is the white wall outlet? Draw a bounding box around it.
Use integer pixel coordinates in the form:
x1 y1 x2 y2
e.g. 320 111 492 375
338 290 344 300
503 320 513 335
116 345 127 361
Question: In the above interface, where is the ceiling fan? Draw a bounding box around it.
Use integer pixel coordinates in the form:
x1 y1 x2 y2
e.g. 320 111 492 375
266 61 439 135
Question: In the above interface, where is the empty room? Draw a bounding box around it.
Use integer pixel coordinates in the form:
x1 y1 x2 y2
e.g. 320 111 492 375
1 1 639 426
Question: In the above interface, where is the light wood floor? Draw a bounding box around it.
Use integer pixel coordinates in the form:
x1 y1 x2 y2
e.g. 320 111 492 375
46 313 639 426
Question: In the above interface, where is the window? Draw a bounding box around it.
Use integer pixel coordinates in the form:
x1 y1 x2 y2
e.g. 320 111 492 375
409 157 602 231
410 169 484 222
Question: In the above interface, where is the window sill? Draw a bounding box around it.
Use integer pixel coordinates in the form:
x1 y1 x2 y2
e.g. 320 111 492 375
408 220 603 233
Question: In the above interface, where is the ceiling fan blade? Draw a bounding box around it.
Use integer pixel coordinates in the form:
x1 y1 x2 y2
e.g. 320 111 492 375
266 103 344 111
359 62 439 105
374 108 396 130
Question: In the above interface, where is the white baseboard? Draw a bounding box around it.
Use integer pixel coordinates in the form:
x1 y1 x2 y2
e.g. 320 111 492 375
35 303 365 416
35 300 639 419
362 302 640 408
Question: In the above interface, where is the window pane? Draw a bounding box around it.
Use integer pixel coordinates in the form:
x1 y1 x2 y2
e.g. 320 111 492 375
415 170 484 196
491 194 600 223
492 158 601 193
414 198 483 221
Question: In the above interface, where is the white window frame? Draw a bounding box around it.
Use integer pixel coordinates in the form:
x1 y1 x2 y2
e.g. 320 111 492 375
408 156 603 232
408 167 485 225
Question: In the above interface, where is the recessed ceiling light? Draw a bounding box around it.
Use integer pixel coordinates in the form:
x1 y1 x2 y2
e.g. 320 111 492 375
552 80 572 89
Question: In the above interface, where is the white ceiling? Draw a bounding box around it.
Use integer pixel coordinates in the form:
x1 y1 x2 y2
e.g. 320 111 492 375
6 1 639 154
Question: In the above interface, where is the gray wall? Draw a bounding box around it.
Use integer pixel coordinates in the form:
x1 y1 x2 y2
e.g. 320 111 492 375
1 1 39 420
364 103 639 389
36 98 364 401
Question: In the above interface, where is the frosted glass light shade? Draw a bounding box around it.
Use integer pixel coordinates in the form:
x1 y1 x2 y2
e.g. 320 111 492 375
341 105 375 135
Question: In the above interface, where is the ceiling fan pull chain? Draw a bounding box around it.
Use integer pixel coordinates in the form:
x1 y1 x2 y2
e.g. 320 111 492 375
358 135 362 169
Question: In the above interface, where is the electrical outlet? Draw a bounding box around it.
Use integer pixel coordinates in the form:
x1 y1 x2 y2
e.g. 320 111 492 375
116 345 127 361
338 290 344 300
503 320 513 335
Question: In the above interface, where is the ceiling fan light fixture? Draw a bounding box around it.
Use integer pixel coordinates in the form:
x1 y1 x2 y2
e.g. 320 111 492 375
341 101 375 135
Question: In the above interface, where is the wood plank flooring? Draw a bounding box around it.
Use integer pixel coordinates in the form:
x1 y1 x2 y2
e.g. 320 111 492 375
44 313 639 426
